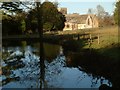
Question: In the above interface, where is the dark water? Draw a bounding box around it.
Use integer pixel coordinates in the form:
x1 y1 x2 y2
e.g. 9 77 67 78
0 41 112 88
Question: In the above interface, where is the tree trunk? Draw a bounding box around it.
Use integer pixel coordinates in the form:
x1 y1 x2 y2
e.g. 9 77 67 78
36 1 45 88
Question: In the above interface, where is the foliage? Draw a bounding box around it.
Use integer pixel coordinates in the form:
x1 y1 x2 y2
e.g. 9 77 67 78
114 1 120 25
41 1 66 31
96 5 106 18
53 0 59 8
41 1 59 31
95 4 115 27
54 12 66 30
87 8 94 14
26 1 66 32
20 19 26 33
2 12 26 35
1 1 22 15
2 1 66 35
1 1 28 35
43 22 53 32
2 15 23 35
103 15 115 26
25 9 38 33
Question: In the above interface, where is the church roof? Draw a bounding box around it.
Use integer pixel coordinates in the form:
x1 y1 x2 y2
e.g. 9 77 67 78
65 14 96 24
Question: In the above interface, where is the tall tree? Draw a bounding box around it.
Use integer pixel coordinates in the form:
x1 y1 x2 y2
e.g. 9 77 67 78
26 8 38 32
54 12 66 30
41 1 58 26
53 0 59 8
96 5 108 27
114 0 120 26
96 5 106 18
2 14 24 35
26 1 66 32
88 8 94 14
36 0 45 88
1 1 31 35
41 1 65 31
103 14 115 26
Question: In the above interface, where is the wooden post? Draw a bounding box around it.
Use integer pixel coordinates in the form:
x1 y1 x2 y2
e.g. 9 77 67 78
90 33 92 43
98 33 100 44
88 33 92 49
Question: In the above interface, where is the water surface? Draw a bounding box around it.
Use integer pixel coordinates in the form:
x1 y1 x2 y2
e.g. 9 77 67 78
0 41 112 88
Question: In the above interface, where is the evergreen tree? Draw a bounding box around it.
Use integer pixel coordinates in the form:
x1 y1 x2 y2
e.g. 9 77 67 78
114 1 120 26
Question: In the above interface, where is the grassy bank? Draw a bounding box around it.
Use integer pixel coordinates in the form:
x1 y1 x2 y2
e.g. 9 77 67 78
3 26 119 61
2 26 119 59
61 26 119 57
61 26 119 88
64 48 119 88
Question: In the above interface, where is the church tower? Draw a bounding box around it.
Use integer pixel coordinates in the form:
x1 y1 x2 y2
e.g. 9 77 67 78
58 7 67 15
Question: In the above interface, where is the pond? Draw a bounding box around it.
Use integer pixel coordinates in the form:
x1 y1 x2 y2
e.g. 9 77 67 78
0 41 112 89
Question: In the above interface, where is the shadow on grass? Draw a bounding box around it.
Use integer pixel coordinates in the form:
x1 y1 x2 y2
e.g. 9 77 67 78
62 39 87 52
63 43 120 88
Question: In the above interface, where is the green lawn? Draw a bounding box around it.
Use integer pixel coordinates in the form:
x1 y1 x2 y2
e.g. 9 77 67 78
59 26 119 60
80 26 119 49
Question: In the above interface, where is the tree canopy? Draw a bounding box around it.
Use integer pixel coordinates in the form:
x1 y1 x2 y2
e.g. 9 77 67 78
1 1 22 15
114 1 120 26
26 1 66 32
2 1 66 35
95 4 114 27
2 15 24 35
41 1 66 31
2 1 26 35
96 5 106 18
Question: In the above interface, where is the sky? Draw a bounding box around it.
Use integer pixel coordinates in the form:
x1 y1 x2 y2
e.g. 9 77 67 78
18 0 117 15
57 0 117 15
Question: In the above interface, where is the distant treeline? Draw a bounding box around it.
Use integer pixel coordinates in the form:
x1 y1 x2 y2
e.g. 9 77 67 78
2 1 66 36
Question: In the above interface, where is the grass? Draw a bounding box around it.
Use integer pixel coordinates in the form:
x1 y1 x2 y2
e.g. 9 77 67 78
61 26 120 88
48 26 119 49
82 26 119 60
51 26 119 61
82 26 119 49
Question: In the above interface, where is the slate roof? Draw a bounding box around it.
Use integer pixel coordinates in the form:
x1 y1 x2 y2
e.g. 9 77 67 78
65 14 95 24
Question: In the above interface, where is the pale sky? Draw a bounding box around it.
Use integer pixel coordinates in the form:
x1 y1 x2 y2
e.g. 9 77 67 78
58 0 117 15
20 0 117 15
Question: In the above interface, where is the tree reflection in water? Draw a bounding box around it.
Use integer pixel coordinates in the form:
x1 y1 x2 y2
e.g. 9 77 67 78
1 44 113 88
39 41 46 88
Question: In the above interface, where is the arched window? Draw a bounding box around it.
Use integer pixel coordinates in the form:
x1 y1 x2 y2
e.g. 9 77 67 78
88 18 90 25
